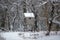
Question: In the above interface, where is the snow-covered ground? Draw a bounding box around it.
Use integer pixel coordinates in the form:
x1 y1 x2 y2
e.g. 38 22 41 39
0 31 60 40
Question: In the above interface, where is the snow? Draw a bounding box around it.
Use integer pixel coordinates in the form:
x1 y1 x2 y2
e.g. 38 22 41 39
0 31 60 40
37 35 60 40
35 1 48 7
0 32 22 40
52 16 60 24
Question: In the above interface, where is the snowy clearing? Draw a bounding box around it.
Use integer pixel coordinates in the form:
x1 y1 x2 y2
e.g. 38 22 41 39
0 31 60 40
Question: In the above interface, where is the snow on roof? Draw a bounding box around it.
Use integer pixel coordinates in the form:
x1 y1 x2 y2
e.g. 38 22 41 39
24 13 35 17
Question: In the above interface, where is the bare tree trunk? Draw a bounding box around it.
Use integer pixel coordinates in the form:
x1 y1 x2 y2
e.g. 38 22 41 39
46 2 54 35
